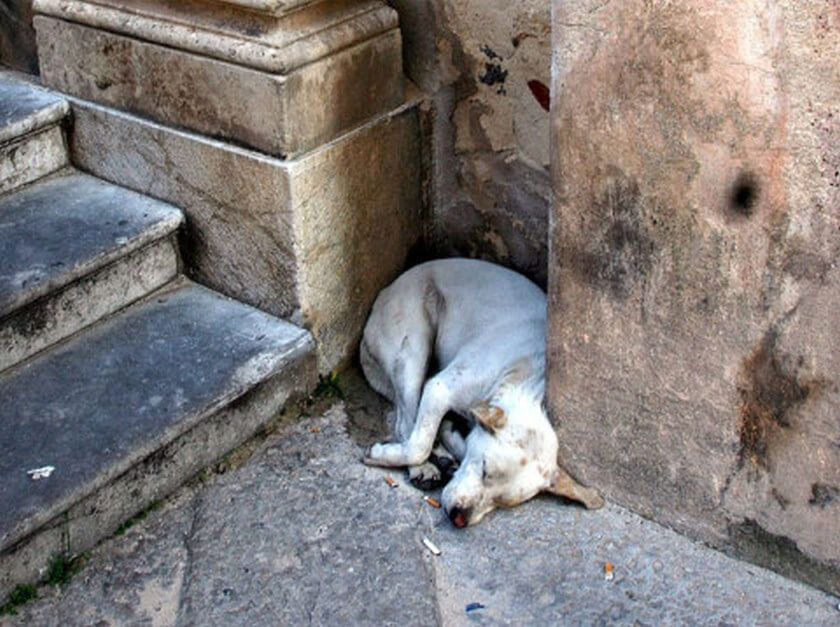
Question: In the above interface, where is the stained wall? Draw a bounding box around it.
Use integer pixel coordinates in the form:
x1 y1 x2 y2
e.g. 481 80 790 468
549 0 840 594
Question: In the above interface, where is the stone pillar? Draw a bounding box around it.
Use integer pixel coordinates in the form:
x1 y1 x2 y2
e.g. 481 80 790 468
33 0 421 372
549 1 840 593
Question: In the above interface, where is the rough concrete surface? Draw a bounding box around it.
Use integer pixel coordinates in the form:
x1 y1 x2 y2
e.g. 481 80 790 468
0 279 312 551
0 171 182 318
0 71 66 143
0 279 315 598
548 0 840 594
4 374 838 626
0 71 69 193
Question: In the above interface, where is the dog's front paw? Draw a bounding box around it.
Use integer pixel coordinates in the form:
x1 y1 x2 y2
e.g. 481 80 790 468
408 462 446 491
363 443 387 466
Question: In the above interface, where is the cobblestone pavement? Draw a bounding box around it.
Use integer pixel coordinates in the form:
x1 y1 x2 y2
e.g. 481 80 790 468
3 375 839 626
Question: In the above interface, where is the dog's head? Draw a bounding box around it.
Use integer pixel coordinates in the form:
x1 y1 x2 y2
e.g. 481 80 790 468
441 390 603 528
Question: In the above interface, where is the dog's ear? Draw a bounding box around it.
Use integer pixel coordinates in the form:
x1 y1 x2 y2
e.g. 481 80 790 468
545 466 605 510
469 403 507 434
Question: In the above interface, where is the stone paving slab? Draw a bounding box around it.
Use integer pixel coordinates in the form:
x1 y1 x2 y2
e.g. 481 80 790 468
4 392 839 626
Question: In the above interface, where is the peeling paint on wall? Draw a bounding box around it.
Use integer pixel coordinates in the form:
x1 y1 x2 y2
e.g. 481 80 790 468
389 0 551 286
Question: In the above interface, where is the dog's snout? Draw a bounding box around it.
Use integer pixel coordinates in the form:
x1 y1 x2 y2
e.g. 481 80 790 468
448 505 471 529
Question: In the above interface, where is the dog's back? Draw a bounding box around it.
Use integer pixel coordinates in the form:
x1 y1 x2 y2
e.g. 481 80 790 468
362 258 546 413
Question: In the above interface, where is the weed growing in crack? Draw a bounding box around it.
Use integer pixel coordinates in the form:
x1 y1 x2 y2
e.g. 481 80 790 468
1 551 89 615
314 371 345 400
114 502 161 537
45 553 81 588
1 583 37 616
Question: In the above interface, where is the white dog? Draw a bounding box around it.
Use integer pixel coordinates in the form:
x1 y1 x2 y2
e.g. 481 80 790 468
361 258 603 527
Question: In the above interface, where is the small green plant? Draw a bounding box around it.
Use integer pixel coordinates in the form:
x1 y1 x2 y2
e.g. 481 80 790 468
114 502 160 537
45 553 80 587
114 510 146 536
313 371 344 399
1 583 37 616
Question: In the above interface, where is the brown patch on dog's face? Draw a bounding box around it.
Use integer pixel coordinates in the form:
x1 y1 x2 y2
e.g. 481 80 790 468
470 403 508 433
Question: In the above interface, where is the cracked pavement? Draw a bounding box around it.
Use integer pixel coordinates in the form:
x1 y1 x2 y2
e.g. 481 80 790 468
3 376 839 626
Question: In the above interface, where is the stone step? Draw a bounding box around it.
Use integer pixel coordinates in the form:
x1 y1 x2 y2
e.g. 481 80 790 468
0 170 184 372
0 278 316 597
0 71 70 194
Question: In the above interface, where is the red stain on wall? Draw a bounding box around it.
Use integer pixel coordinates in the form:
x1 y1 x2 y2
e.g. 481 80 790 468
528 80 550 111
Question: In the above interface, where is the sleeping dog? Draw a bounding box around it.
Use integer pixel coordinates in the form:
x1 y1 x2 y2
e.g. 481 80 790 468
361 258 603 527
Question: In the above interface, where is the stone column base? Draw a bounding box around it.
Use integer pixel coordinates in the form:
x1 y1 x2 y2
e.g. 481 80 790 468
34 0 404 158
68 96 422 372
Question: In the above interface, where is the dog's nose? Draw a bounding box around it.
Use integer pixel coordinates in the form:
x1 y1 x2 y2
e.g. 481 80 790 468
448 505 471 529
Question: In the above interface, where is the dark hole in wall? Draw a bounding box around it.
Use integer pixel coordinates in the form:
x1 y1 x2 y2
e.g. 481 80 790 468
729 171 760 216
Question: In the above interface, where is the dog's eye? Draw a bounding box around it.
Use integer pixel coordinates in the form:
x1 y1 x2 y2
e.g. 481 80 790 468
481 459 504 482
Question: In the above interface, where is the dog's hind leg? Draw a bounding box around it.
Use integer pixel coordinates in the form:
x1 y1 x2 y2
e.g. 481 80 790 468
361 328 431 442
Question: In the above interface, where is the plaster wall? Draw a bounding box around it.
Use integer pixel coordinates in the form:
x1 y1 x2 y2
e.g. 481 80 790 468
549 0 840 594
389 0 552 286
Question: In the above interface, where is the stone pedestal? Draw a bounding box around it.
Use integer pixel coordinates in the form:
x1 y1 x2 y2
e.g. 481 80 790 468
33 0 404 157
69 97 422 372
548 0 840 594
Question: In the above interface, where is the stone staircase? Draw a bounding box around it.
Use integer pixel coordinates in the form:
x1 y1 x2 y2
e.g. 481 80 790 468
1 0 422 600
0 73 317 598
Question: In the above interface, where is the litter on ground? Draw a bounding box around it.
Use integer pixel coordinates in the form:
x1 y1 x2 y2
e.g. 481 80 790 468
422 536 441 556
27 466 55 480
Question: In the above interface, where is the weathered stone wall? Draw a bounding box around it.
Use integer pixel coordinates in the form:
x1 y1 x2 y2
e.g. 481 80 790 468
549 0 840 594
389 0 551 286
0 0 38 74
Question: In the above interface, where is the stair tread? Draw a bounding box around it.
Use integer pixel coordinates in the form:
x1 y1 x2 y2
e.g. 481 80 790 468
0 73 69 144
0 171 183 318
0 279 314 551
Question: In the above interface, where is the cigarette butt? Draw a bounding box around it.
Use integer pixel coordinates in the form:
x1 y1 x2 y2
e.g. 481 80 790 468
423 496 441 508
604 561 614 581
384 476 398 488
422 536 441 556
309 426 321 433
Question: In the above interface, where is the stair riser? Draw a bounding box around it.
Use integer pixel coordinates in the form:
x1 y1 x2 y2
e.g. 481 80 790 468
0 236 180 373
0 124 68 194
0 350 316 599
